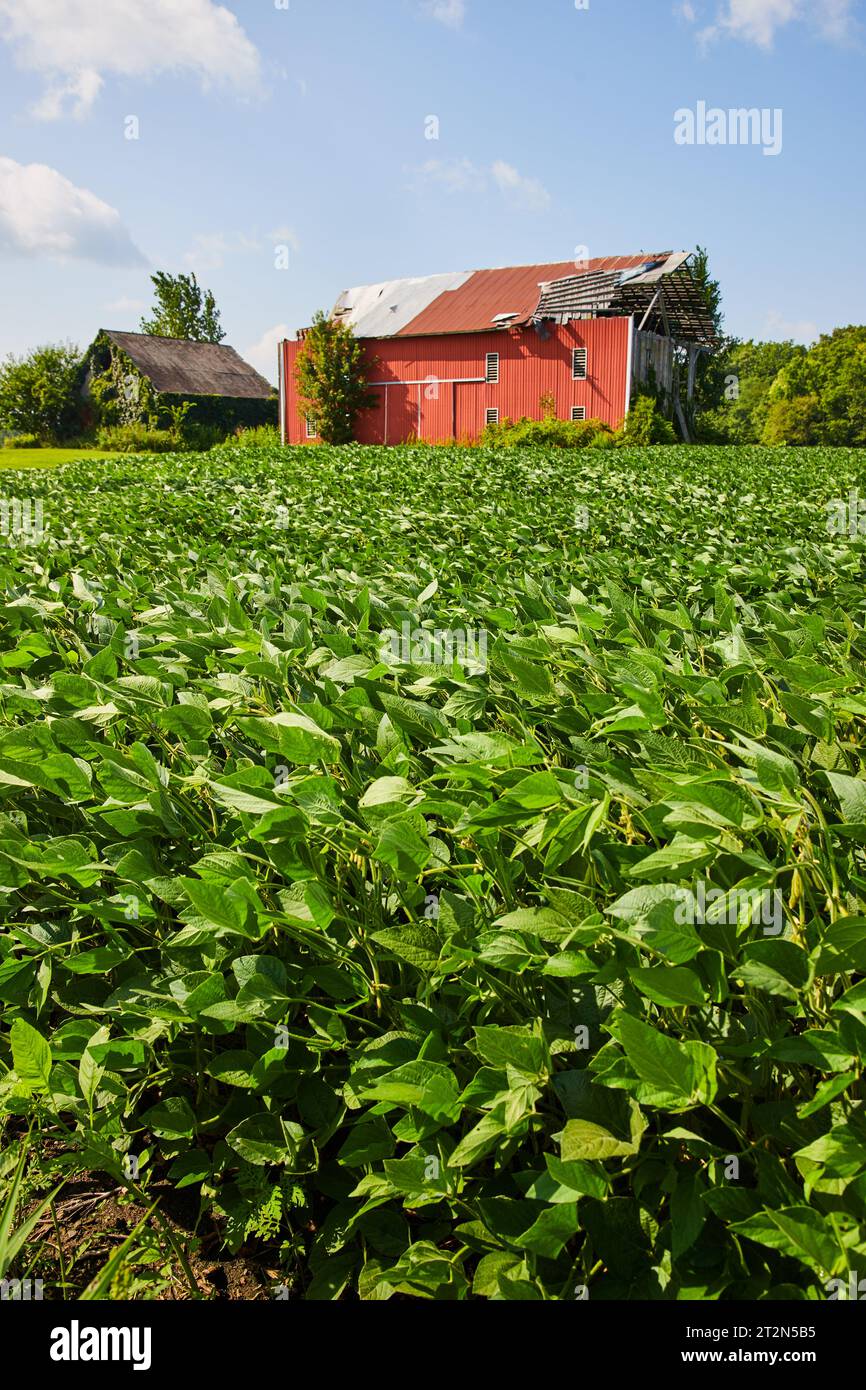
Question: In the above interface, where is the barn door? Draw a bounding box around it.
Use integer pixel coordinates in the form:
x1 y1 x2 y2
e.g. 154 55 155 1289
384 384 416 444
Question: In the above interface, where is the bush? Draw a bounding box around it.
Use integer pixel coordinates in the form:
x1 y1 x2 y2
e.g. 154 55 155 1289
4 433 41 449
184 423 229 452
97 421 245 455
96 424 180 454
619 394 677 445
230 424 281 448
480 415 614 449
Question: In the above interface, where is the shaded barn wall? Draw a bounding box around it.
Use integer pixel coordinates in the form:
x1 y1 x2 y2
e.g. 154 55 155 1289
281 318 631 444
158 393 277 433
633 330 675 398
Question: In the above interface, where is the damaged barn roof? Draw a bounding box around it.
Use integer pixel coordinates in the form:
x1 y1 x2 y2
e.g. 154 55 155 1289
535 252 719 346
330 252 718 345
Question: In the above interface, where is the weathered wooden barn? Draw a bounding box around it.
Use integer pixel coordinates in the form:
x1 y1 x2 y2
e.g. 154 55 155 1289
279 251 718 445
81 330 277 434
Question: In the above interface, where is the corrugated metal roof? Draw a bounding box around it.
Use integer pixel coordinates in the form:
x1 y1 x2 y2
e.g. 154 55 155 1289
332 271 473 338
101 331 274 398
397 255 668 337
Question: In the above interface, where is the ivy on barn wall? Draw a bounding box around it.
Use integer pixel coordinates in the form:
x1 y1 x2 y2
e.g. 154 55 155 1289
81 335 161 428
158 392 277 434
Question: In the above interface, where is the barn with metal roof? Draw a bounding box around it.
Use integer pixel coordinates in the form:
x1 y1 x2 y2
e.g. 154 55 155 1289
280 252 718 445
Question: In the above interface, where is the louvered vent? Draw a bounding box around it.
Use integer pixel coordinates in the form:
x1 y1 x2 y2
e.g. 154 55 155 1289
572 347 588 380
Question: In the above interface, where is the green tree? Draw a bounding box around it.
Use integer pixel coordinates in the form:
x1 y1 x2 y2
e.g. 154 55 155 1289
140 272 225 343
0 343 82 443
762 395 823 445
770 326 866 446
698 339 807 443
684 246 726 433
294 311 377 444
691 245 723 339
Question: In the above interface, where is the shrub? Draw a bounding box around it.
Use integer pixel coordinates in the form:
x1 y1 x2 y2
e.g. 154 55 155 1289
590 429 617 449
4 433 41 449
480 415 614 449
619 394 677 445
96 424 180 454
231 424 281 448
184 423 229 452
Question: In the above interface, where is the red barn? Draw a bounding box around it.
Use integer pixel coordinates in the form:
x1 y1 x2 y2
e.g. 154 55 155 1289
279 251 717 445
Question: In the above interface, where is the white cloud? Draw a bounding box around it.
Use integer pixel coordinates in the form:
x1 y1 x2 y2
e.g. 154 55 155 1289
423 0 466 28
243 324 289 386
412 157 482 194
409 158 551 211
0 156 145 265
697 0 856 47
491 160 551 213
676 1 697 21
183 228 300 273
105 295 147 314
763 308 818 343
816 0 859 40
0 0 262 120
184 231 259 274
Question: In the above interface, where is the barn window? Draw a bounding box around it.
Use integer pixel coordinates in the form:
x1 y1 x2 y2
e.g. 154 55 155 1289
571 406 586 422
486 407 500 426
485 352 500 384
572 347 588 380
305 416 317 438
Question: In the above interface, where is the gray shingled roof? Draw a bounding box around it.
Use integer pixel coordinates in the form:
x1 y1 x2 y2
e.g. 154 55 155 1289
101 331 274 399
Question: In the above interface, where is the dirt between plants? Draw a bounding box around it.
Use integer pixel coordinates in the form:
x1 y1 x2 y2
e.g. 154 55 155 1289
24 1173 279 1301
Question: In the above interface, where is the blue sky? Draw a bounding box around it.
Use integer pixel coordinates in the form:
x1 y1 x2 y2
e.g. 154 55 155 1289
0 0 863 382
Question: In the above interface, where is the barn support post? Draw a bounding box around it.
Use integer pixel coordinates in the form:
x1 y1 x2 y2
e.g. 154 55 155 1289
687 344 699 401
657 287 672 340
672 349 692 443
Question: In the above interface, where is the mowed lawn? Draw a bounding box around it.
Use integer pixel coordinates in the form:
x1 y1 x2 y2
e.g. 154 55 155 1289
0 448 120 469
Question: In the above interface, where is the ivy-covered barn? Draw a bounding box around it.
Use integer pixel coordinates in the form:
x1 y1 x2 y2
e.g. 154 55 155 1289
81 330 277 435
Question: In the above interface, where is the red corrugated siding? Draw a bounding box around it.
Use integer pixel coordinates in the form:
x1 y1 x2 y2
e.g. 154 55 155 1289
280 318 632 445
